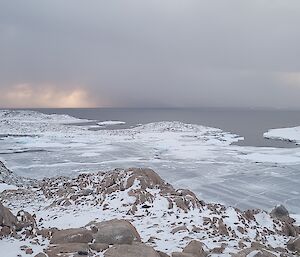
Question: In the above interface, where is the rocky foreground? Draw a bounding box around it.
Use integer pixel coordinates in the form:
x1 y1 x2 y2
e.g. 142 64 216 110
1 161 300 256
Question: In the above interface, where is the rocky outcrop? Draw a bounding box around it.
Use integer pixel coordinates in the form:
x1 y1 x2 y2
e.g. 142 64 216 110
270 204 289 219
0 161 32 186
270 205 300 237
0 202 37 238
40 168 204 214
0 166 299 256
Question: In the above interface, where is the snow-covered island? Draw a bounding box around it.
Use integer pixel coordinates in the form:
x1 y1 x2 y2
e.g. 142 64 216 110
264 126 300 145
1 161 300 257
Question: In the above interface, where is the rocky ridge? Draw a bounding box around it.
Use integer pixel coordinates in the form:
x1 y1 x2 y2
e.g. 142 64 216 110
0 162 300 256
0 161 32 186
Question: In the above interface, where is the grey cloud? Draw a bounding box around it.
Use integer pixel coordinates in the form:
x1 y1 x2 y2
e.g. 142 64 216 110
1 0 300 108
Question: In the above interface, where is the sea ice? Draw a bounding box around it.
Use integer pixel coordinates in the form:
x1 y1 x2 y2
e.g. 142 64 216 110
1 110 300 213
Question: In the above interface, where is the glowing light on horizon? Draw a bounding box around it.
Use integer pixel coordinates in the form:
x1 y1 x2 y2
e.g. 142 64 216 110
278 72 300 87
0 83 101 108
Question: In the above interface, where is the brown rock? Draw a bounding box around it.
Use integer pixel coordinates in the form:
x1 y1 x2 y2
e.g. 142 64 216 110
46 243 89 256
50 228 93 244
34 253 47 257
0 202 18 228
253 250 277 257
270 205 289 220
231 247 256 257
232 248 277 257
157 251 170 257
172 253 194 257
36 228 51 239
93 219 141 245
287 236 300 253
218 219 229 236
25 248 33 255
104 242 160 257
282 222 298 237
89 243 109 252
182 240 207 257
0 225 11 237
251 241 266 250
16 210 36 230
171 225 188 234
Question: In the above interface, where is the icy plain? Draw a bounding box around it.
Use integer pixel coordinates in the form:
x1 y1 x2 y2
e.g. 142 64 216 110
0 110 300 214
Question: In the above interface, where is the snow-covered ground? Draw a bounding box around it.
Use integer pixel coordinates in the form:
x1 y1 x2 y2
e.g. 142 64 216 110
0 183 17 193
1 110 300 214
1 168 297 256
264 126 300 145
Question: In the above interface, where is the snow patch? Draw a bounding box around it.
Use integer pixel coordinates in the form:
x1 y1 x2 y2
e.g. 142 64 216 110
98 120 126 126
0 183 18 193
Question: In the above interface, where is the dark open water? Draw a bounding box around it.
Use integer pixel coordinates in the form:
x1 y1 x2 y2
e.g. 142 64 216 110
30 108 300 148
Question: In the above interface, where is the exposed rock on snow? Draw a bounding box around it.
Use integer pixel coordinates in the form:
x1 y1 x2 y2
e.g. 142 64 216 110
271 205 290 220
104 242 160 257
50 228 93 244
182 240 207 257
0 165 300 256
287 236 300 254
0 202 18 236
92 219 141 245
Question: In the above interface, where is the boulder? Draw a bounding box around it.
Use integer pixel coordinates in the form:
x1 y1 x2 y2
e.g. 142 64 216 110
287 237 300 253
50 228 93 244
104 242 160 257
46 243 89 256
25 248 33 254
89 243 109 252
93 219 141 245
171 225 188 234
0 202 18 228
270 205 289 219
16 210 36 230
182 240 207 257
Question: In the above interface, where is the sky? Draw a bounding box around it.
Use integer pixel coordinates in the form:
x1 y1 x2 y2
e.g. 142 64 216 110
1 0 300 108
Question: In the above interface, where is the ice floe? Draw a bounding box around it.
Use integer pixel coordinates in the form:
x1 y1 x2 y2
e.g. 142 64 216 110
264 126 300 145
98 120 126 126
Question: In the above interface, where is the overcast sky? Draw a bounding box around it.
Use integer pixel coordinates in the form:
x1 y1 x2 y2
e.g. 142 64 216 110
1 0 300 108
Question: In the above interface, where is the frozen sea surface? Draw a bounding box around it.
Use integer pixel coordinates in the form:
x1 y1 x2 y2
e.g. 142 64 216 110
0 110 300 214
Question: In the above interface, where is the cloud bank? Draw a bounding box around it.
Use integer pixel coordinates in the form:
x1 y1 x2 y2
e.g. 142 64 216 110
1 0 300 108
